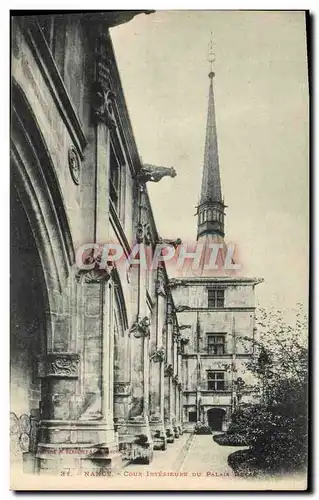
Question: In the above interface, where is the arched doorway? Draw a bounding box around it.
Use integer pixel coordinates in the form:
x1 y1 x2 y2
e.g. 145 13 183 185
10 185 48 471
207 408 226 431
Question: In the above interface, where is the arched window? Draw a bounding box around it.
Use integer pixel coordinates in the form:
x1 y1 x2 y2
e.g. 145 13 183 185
207 209 212 221
213 209 217 221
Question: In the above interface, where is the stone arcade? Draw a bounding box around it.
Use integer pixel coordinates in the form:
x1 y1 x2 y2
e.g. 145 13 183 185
10 12 262 475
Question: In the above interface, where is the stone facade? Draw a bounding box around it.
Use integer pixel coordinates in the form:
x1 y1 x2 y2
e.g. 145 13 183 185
10 13 183 475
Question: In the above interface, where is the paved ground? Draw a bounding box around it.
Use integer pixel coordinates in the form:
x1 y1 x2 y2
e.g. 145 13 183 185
126 433 244 476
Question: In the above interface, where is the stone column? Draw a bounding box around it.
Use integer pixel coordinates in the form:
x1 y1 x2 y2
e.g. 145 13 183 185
172 328 180 439
124 184 153 464
164 301 175 443
149 268 167 451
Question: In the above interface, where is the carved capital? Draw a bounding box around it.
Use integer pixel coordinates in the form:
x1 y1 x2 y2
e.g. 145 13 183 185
137 164 177 184
37 353 80 379
150 346 166 363
114 382 131 396
129 316 150 339
164 364 174 378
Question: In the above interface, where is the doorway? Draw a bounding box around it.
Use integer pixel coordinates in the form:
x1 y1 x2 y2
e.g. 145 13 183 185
207 408 225 431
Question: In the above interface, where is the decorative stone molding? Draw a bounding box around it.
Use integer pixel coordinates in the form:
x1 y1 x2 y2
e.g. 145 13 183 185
37 353 80 379
137 164 177 184
68 145 81 185
129 316 151 338
164 364 174 378
150 346 166 363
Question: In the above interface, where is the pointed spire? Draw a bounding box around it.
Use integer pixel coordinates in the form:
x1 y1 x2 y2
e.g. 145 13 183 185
200 72 222 204
197 41 226 240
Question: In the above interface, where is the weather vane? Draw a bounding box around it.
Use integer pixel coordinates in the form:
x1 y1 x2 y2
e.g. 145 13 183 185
208 31 216 78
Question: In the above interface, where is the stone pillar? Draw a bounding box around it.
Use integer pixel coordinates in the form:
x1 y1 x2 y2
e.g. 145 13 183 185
164 302 175 443
123 184 153 464
172 328 180 439
149 268 167 450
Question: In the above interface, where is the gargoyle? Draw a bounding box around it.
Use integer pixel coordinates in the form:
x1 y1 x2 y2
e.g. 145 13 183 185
150 346 166 363
157 237 182 249
129 316 150 338
137 164 177 183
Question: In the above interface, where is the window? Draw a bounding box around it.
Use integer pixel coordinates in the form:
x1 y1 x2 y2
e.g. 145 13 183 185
207 334 225 355
109 146 121 214
207 371 225 391
188 411 197 423
207 288 225 308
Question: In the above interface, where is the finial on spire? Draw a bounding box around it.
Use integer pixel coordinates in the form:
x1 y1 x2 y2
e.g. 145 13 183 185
208 32 215 79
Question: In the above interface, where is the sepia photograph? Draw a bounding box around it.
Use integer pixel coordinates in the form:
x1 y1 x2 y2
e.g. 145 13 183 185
10 9 309 490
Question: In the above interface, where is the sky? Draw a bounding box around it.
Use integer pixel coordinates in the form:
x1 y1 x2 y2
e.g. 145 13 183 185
110 11 309 310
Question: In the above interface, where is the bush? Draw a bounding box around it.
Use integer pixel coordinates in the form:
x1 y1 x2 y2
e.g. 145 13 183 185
194 422 212 435
213 432 247 446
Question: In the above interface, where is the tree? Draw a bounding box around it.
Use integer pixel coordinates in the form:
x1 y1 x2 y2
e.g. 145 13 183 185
228 304 308 475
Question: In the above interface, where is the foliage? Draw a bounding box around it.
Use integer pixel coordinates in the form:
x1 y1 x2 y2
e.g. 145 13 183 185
227 305 308 475
194 422 212 435
213 432 247 446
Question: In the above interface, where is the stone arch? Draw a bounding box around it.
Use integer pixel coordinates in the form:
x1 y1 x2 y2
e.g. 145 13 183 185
11 79 75 299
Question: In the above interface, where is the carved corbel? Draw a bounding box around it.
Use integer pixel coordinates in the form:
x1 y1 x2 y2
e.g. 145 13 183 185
92 81 117 128
129 316 151 339
164 364 174 378
137 164 177 184
172 374 179 385
76 254 113 284
150 346 166 363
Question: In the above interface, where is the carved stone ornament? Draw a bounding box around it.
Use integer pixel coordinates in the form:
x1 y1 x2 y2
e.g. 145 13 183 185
150 346 166 363
37 353 80 379
92 82 117 128
76 253 113 284
172 374 179 385
177 382 183 391
114 381 131 396
164 364 174 378
157 237 182 249
137 164 177 184
136 222 152 246
155 276 166 297
68 145 81 185
175 305 191 313
129 316 151 338
179 325 192 331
